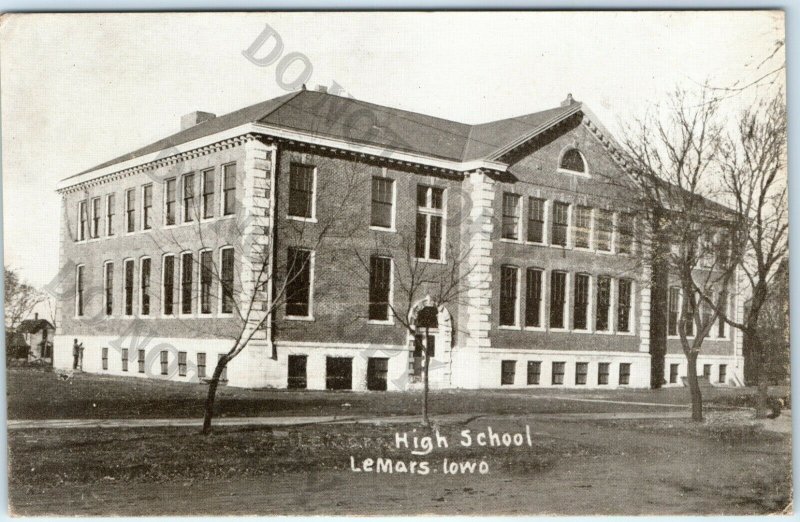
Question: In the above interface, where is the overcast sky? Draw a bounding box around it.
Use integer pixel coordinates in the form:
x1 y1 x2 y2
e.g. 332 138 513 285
0 11 785 295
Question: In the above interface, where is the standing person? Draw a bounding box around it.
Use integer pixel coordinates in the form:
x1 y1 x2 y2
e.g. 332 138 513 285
78 343 85 370
72 339 80 369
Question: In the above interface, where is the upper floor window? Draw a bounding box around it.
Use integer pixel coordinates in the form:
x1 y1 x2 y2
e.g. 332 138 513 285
573 206 592 249
140 257 152 315
76 264 85 316
288 163 315 219
106 194 115 236
125 189 136 233
551 202 569 247
596 209 613 251
499 265 519 327
90 197 101 238
124 259 135 316
617 279 632 333
618 213 633 254
560 148 586 174
142 184 153 230
220 247 235 314
183 173 196 223
573 273 590 330
163 254 175 316
202 168 215 219
368 255 392 321
370 177 394 229
525 268 543 328
164 178 177 226
501 193 521 240
181 252 194 314
286 247 313 317
78 201 87 241
668 286 680 336
549 271 567 329
527 197 545 243
223 163 237 216
104 262 114 316
200 250 213 314
415 185 445 261
596 276 611 331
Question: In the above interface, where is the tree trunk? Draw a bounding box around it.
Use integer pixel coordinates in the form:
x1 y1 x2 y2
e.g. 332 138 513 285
685 351 703 421
422 327 430 427
752 333 771 419
202 355 229 434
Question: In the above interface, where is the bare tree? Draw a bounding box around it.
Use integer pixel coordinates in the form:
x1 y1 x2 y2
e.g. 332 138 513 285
148 147 362 434
622 86 742 421
715 91 787 416
345 230 475 426
4 266 45 331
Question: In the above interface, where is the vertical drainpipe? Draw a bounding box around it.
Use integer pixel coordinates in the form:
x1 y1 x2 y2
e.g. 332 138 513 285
267 141 279 358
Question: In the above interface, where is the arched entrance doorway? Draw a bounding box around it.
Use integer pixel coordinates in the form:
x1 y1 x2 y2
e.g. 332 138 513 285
407 297 453 389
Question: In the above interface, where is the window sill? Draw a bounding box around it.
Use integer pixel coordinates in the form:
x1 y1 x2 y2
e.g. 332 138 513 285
524 240 547 247
523 326 546 332
287 215 317 224
368 319 394 326
557 167 591 179
369 226 396 233
285 315 315 322
548 328 570 333
498 325 522 331
415 258 447 265
499 237 522 244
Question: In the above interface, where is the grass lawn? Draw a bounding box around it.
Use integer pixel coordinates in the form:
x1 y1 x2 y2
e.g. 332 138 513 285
6 366 785 420
8 414 791 515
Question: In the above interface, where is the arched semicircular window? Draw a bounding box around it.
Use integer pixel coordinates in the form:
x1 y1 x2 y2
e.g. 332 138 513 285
560 149 586 174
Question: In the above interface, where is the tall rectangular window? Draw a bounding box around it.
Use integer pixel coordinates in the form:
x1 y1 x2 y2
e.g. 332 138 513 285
617 279 632 333
78 201 87 241
142 184 153 230
160 351 168 376
200 250 213 314
573 273 590 330
223 163 237 216
140 258 151 316
202 169 215 219
91 197 101 238
596 209 613 251
669 363 679 384
289 355 309 389
685 295 695 337
575 362 588 385
551 202 569 246
104 262 114 316
102 347 108 370
573 206 591 248
719 364 727 384
163 255 175 315
121 348 128 372
76 265 85 316
124 259 134 316
137 349 145 374
197 353 207 379
527 197 545 243
106 194 115 236
598 362 610 385
501 193 521 240
288 164 315 218
618 213 633 254
703 364 711 379
178 352 187 377
668 287 680 336
165 178 177 226
499 265 519 327
125 188 136 233
619 363 631 385
525 268 543 328
501 360 516 385
552 362 565 385
369 256 392 321
596 276 611 331
370 177 394 228
221 247 235 314
183 173 196 223
549 271 567 329
717 294 727 338
415 186 445 261
181 253 193 314
527 361 541 385
286 248 312 317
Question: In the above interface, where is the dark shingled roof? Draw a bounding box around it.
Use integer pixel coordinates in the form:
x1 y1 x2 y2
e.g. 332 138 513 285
68 89 581 179
17 319 55 334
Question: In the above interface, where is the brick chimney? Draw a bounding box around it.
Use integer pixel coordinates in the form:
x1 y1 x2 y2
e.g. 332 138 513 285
34 312 38 320
181 111 216 130
560 93 575 107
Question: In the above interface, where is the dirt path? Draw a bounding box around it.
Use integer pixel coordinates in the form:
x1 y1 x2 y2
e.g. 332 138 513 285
10 416 790 516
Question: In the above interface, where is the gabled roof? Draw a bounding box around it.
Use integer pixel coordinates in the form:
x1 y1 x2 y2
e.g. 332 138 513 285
17 319 55 334
65 89 588 181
